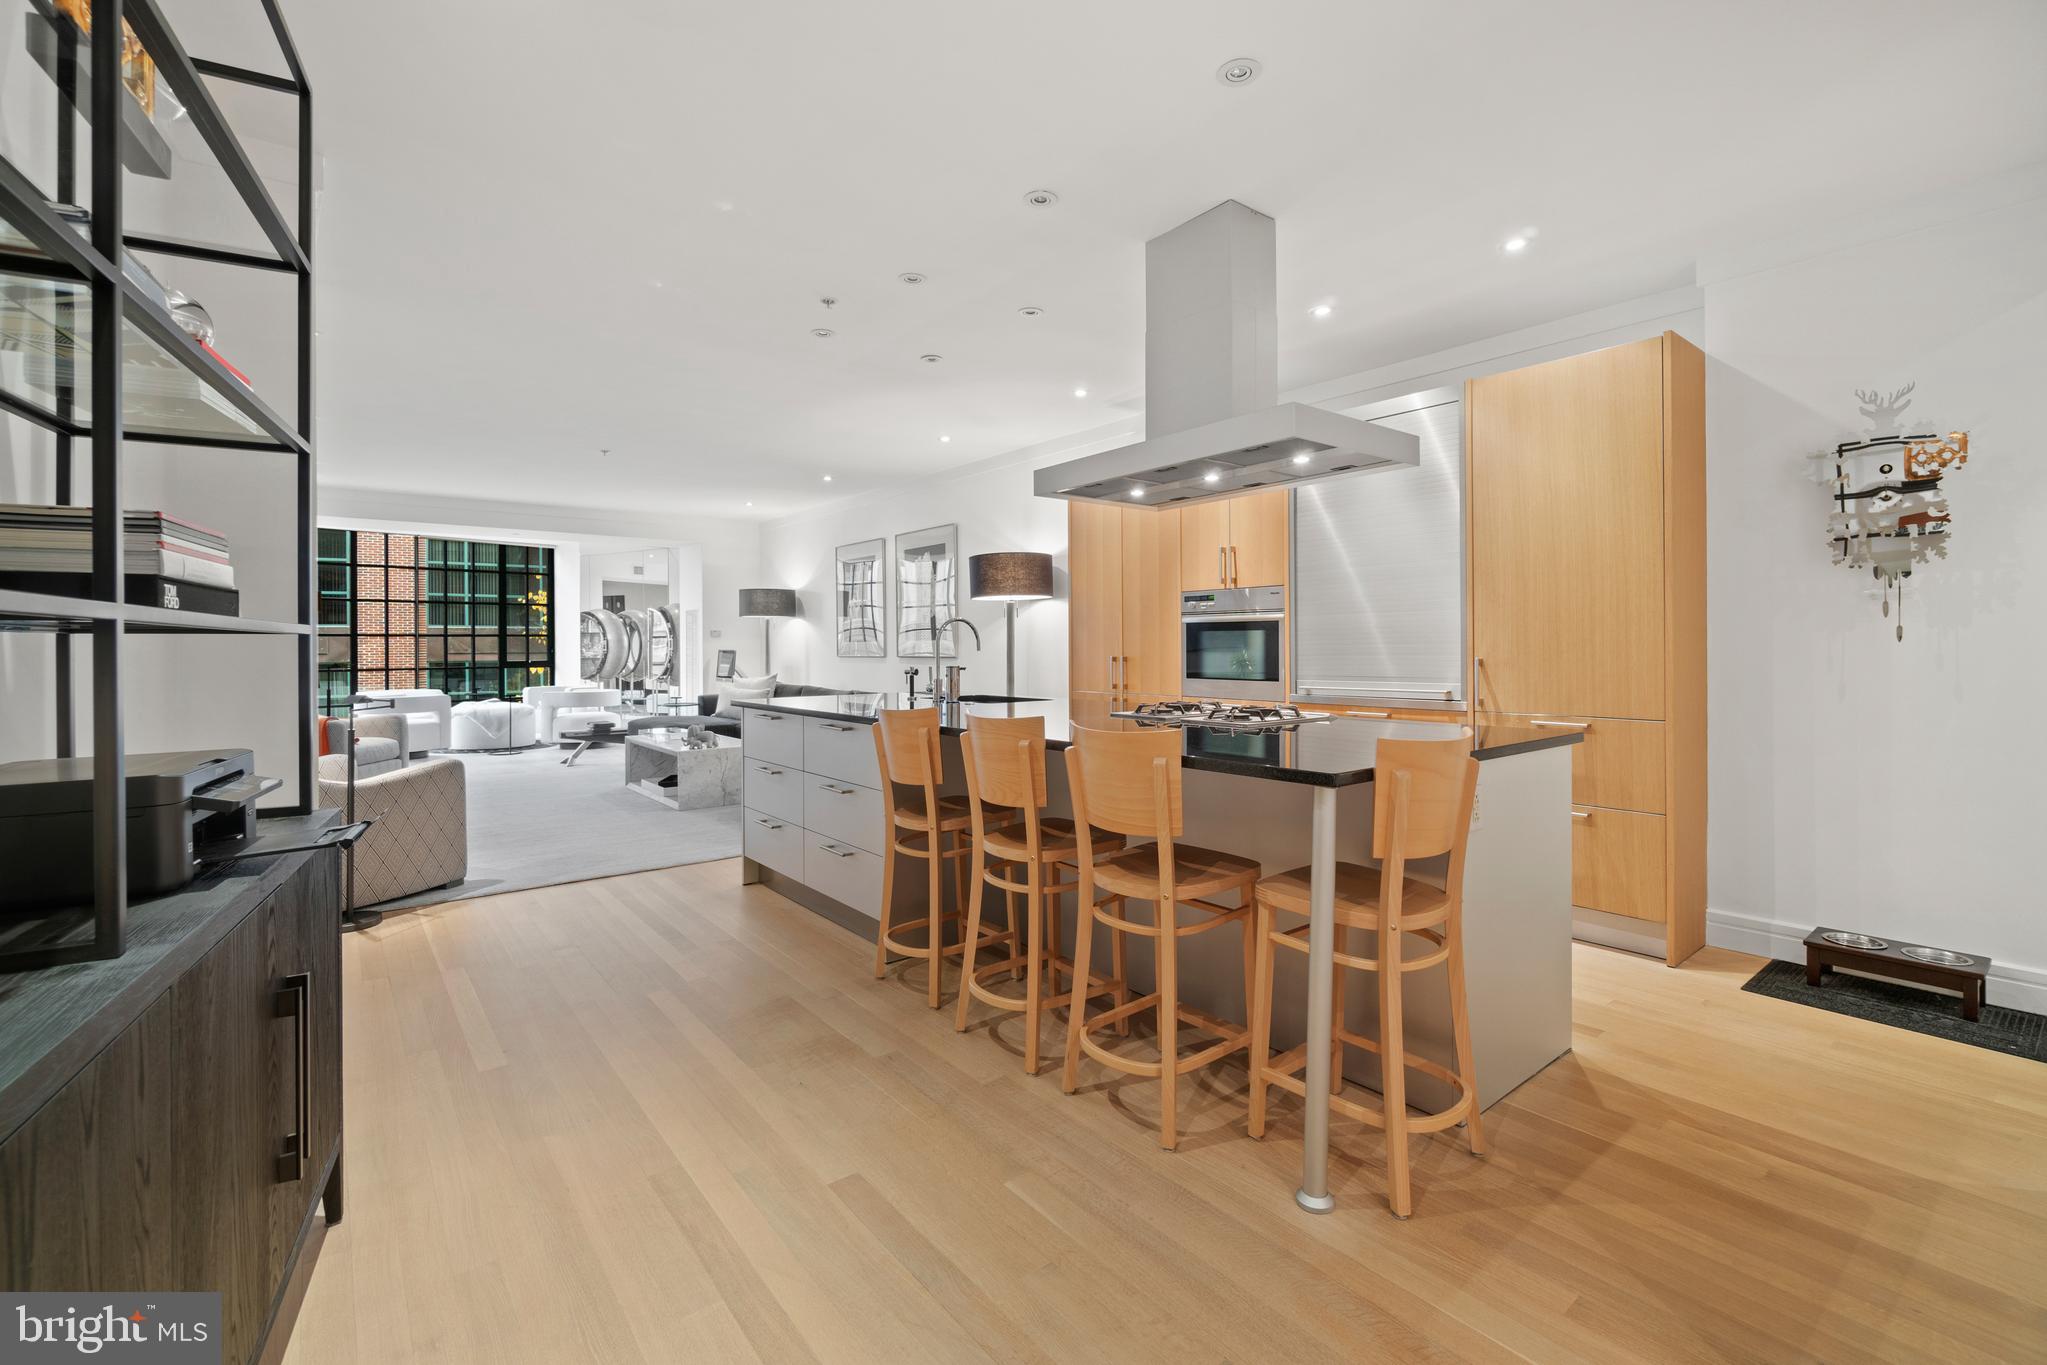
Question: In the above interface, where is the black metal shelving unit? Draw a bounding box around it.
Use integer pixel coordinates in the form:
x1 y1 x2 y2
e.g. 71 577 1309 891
0 0 315 970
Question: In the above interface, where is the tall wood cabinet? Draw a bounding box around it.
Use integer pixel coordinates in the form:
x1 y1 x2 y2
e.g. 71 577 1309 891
1069 502 1182 703
1467 332 1705 965
1179 488 1289 589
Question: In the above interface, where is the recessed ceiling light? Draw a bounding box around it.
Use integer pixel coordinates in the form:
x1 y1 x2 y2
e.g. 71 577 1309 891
1018 306 1044 317
1310 304 1332 318
745 501 753 507
940 435 951 443
898 272 926 285
1203 471 1221 484
1502 236 1528 254
1292 452 1311 465
1128 487 1145 499
822 475 833 482
1023 189 1060 208
811 328 835 338
1073 387 1088 398
920 354 943 364
1216 57 1263 86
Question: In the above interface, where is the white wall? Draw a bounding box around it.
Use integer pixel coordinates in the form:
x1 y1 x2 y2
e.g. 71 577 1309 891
757 427 1139 697
1701 191 2047 1003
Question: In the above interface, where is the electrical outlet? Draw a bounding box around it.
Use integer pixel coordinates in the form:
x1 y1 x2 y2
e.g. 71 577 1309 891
1468 788 1483 832
709 628 722 638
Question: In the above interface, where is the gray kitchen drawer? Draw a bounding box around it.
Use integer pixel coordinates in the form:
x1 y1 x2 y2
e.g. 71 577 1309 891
741 706 804 768
743 807 804 880
803 715 881 788
804 829 882 919
803 774 885 855
744 758 806 824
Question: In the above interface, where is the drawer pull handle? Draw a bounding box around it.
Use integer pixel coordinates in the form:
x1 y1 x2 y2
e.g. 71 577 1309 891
1351 710 1390 719
757 766 784 776
820 843 856 859
274 972 311 1184
820 783 855 795
1531 720 1590 730
754 817 785 830
759 713 784 721
1571 809 1592 820
820 722 856 732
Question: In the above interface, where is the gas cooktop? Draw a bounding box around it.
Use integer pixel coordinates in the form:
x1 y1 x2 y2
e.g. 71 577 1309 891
1108 700 1335 732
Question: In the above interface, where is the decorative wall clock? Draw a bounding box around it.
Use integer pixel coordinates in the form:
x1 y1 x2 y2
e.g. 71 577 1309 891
1809 383 1970 640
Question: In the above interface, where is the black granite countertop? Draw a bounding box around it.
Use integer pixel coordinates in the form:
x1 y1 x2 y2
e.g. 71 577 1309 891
733 693 1580 787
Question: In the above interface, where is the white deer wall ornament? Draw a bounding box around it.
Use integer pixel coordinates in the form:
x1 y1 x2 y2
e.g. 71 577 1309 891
1807 381 1969 641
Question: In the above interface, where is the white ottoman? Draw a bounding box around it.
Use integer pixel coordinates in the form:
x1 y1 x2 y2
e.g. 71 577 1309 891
449 700 538 750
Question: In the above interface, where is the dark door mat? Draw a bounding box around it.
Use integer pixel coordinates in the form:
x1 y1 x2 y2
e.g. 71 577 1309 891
1742 958 2044 1062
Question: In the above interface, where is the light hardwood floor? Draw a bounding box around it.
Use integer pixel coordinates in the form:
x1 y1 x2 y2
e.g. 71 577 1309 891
283 862 2047 1364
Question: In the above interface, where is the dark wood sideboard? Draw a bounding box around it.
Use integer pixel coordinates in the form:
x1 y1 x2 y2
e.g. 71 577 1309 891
0 816 344 1365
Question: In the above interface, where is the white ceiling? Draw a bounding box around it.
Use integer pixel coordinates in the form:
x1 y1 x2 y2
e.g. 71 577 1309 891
193 1 2047 521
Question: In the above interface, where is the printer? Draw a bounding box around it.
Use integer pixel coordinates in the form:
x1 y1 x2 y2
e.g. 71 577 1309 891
0 749 280 911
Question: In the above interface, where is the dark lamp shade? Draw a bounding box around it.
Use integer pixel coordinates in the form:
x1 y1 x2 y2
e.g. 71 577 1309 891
738 587 800 618
968 551 1054 602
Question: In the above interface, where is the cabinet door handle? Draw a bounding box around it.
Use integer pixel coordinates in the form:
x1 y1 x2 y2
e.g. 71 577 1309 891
274 972 311 1184
758 766 784 776
1571 809 1592 820
1229 545 1238 585
820 783 855 795
1351 710 1391 718
1530 720 1589 730
820 722 856 732
759 712 784 721
1218 546 1227 583
820 842 857 859
753 817 785 830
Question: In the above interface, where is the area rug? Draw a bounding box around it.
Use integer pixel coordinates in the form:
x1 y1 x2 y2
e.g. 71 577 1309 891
1742 958 2045 1063
368 743 740 912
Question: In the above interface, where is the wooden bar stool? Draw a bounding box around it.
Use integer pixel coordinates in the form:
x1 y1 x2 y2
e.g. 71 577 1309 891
1061 724 1261 1150
1246 735 1484 1218
954 715 1127 1074
871 708 1017 1008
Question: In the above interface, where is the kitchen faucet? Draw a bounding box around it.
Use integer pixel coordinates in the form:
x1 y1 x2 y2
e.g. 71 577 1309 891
927 615 980 702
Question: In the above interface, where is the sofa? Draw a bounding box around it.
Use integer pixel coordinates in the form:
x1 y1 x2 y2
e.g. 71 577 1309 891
522 685 624 742
693 682 848 738
317 713 408 781
316 757 468 909
355 688 452 756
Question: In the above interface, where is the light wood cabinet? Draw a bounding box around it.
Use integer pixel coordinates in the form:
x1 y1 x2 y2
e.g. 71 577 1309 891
1120 504 1182 694
1068 501 1122 694
1468 332 1705 964
1067 503 1181 701
1179 489 1288 589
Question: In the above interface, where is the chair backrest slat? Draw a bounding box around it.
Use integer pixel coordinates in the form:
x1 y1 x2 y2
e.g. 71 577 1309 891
875 708 942 788
1370 736 1478 862
965 714 1045 810
1067 724 1181 839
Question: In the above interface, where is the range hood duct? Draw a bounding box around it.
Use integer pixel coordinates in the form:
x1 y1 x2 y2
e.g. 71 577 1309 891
1035 200 1420 506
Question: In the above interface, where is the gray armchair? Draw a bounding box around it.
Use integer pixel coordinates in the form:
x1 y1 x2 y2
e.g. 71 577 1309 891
316 712 408 781
316 756 468 908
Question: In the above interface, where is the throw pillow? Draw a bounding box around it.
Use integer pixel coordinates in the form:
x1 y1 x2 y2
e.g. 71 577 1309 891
715 674 778 718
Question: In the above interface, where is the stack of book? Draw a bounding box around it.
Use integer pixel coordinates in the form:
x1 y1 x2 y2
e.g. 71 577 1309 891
0 504 239 614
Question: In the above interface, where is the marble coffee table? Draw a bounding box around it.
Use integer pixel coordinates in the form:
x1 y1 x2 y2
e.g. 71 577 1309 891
624 729 741 810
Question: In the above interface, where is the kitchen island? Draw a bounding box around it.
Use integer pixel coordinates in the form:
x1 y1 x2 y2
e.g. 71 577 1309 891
735 692 1581 1213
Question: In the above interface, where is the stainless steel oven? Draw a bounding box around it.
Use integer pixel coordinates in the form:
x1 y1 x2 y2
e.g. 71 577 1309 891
1181 586 1285 701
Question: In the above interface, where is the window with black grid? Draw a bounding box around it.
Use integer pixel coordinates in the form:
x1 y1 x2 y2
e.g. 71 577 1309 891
316 529 554 714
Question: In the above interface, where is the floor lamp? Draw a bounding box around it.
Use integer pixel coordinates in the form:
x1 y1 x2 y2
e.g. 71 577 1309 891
738 588 799 674
968 552 1054 697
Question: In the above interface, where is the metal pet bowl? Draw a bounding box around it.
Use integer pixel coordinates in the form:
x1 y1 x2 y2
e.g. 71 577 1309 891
1821 931 1889 951
1901 945 1975 967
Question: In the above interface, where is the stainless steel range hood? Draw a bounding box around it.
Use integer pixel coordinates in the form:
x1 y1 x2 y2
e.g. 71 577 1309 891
1035 200 1419 507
